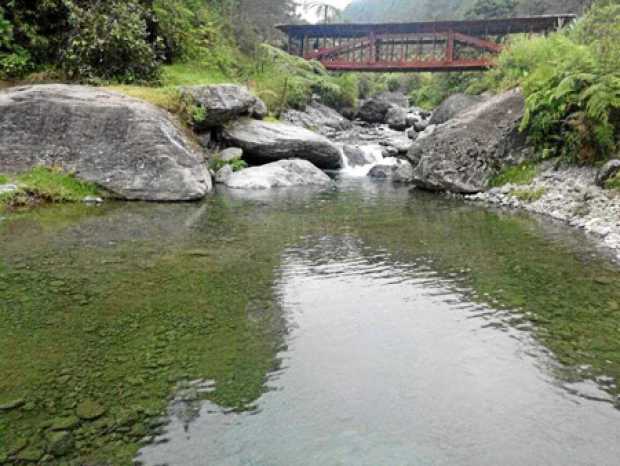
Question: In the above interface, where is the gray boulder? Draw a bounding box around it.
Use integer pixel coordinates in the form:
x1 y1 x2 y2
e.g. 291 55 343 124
181 84 267 129
224 159 332 190
218 147 243 162
214 165 234 184
374 92 409 109
430 93 485 125
386 106 408 131
281 102 352 137
0 85 211 201
221 119 342 170
407 89 531 194
342 145 375 167
595 159 620 187
357 99 393 124
368 158 414 183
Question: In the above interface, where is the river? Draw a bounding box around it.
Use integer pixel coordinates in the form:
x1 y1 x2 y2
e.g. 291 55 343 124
1 178 619 465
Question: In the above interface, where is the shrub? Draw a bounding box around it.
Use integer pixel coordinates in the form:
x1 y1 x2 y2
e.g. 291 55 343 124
387 77 401 92
489 163 538 187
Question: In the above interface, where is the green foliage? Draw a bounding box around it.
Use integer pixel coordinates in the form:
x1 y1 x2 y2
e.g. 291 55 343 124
489 163 538 187
387 77 401 92
465 0 517 19
0 175 8 184
0 5 33 79
511 187 546 202
410 72 482 110
63 1 160 83
210 158 248 173
190 105 208 125
605 172 620 190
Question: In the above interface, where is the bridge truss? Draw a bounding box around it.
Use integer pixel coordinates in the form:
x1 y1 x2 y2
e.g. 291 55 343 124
277 16 576 72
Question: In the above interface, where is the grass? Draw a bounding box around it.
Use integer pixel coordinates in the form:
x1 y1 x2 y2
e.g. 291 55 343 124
511 187 546 202
605 172 620 191
0 167 102 212
489 163 539 188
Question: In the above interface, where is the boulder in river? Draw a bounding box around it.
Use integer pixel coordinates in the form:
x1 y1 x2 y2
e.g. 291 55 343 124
595 159 620 187
221 119 342 170
407 89 531 194
181 84 267 129
357 98 394 124
386 106 409 131
0 85 211 201
281 102 352 137
429 93 485 125
368 158 414 183
342 145 376 167
224 159 332 190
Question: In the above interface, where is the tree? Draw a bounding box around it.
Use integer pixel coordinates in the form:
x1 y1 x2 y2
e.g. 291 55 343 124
304 1 342 24
465 0 517 19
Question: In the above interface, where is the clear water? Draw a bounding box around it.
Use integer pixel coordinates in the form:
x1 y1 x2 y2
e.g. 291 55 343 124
1 179 619 465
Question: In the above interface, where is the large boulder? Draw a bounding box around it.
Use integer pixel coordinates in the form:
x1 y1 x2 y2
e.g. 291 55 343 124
181 84 267 129
367 158 414 183
357 98 393 124
386 106 408 131
224 159 332 190
407 89 531 194
0 85 211 201
221 119 342 170
342 145 376 167
281 102 352 137
429 93 485 125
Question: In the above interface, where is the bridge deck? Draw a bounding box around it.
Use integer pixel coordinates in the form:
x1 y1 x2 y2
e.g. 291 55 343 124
276 15 576 73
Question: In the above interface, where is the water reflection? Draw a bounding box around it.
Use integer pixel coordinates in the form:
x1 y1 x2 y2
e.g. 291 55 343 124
138 238 620 466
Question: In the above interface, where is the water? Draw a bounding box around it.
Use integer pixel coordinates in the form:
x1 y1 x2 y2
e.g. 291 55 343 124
1 179 620 465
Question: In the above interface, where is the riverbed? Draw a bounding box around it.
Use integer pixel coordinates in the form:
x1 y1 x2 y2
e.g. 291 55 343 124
1 178 619 465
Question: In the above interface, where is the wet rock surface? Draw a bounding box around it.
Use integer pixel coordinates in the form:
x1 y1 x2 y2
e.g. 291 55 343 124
407 89 531 194
0 85 212 201
281 102 352 137
221 119 342 170
367 158 414 183
223 159 332 190
429 93 485 125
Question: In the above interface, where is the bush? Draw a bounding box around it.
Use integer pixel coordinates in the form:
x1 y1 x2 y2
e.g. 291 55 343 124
63 1 160 83
387 77 401 92
0 6 33 78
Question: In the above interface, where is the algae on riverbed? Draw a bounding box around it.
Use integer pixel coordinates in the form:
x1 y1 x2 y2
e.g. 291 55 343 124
1 182 620 464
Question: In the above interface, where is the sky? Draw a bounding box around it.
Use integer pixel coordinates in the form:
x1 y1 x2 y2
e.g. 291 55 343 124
299 0 353 23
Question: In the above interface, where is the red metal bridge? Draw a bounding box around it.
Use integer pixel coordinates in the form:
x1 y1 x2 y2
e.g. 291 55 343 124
277 15 575 72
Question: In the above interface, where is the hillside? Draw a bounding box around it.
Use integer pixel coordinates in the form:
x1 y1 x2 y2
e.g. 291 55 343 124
342 0 592 22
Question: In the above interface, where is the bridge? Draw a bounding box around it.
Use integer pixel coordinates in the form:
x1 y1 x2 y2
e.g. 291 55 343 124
277 15 575 72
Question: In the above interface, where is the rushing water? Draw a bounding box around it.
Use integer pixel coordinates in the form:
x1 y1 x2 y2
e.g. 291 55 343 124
1 179 620 465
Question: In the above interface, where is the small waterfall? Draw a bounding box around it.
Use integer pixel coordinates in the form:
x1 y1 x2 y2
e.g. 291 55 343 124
339 144 395 177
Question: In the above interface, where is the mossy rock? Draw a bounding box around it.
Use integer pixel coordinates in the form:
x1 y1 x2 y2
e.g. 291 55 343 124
15 447 44 463
46 430 74 457
51 415 80 431
76 400 106 420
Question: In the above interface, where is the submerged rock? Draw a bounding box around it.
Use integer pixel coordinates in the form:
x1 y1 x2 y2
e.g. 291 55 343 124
181 84 267 128
281 102 352 137
221 119 342 170
368 158 414 183
224 159 332 190
407 89 531 194
0 85 211 201
429 93 485 125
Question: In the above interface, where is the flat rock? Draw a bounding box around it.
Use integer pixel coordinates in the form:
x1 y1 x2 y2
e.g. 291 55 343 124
221 119 342 170
281 102 352 137
224 159 332 190
0 85 211 201
407 89 532 194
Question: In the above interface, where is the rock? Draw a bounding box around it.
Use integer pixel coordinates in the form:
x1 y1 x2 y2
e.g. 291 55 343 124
406 128 417 140
214 165 234 184
385 106 408 131
368 158 414 183
221 119 342 170
76 400 106 420
51 416 80 431
429 93 485 125
407 89 530 194
373 91 409 109
218 147 243 162
357 99 394 124
595 159 620 187
413 119 429 132
224 159 332 190
0 183 17 195
0 398 25 411
342 145 375 167
281 102 352 137
82 196 103 204
16 447 44 463
180 84 267 128
0 85 211 201
47 431 74 457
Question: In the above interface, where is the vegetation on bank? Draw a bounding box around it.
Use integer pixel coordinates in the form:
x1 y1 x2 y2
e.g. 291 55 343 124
0 167 103 212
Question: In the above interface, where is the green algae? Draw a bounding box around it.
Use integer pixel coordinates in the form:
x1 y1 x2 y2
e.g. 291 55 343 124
0 185 619 464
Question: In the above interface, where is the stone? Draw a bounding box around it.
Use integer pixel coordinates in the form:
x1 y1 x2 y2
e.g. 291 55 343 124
76 400 106 420
429 93 485 125
357 99 393 124
385 106 409 131
368 158 414 183
0 183 17 195
51 416 80 431
342 145 375 167
214 165 234 184
0 85 211 201
16 447 44 463
224 159 332 190
218 147 243 162
82 196 103 204
407 89 531 194
373 91 409 109
221 119 342 170
0 398 25 411
180 84 267 128
281 102 352 137
47 431 74 457
406 128 417 140
595 159 620 187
